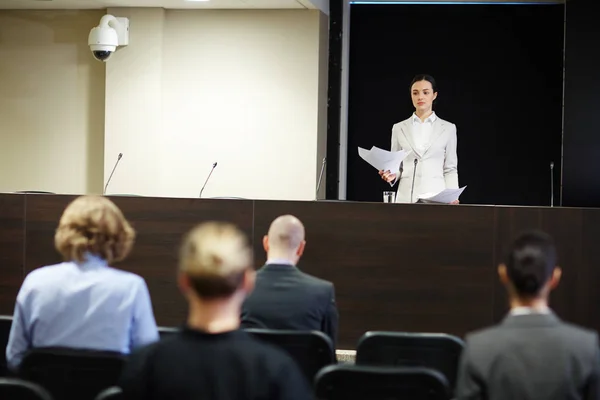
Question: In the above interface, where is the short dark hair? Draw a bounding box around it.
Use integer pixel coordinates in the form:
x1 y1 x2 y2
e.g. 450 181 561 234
505 230 557 296
410 74 438 93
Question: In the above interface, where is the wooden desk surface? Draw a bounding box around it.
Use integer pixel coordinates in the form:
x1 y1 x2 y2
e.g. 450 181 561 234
1 193 597 348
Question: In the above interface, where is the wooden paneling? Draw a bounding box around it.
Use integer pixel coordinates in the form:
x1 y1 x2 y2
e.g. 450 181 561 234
492 207 584 325
253 201 496 348
1 194 597 349
0 194 24 314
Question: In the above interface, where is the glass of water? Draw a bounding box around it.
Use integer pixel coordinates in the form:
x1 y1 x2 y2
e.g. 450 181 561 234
383 191 396 203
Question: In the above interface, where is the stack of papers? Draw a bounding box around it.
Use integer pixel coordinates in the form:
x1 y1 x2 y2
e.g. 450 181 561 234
417 187 467 204
358 146 410 172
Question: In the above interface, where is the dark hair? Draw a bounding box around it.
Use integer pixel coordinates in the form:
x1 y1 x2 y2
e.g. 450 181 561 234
505 230 557 296
410 74 438 93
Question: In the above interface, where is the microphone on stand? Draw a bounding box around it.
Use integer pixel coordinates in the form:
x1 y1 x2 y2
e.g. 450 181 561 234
410 158 418 203
199 162 218 198
315 157 326 201
550 161 555 207
104 153 123 195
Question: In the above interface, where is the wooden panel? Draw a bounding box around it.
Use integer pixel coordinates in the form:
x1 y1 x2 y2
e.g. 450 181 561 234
492 206 584 325
579 208 600 332
0 194 25 314
253 201 496 348
23 195 254 327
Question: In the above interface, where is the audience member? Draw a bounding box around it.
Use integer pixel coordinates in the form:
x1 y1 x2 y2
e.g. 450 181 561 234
456 230 600 400
241 215 338 346
6 195 158 370
119 222 312 400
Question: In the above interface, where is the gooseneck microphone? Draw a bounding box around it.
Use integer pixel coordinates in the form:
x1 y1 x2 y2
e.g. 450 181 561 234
104 153 123 195
315 157 326 200
550 161 555 207
199 162 218 198
410 158 418 203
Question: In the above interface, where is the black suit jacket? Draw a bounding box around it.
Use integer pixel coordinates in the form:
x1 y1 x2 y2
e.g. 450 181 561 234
456 312 600 400
241 264 338 347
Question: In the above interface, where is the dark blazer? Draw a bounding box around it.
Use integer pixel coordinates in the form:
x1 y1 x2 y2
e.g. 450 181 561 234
456 312 600 400
241 263 338 347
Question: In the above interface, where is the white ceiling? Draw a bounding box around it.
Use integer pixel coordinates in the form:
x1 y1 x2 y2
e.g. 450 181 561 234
0 0 319 10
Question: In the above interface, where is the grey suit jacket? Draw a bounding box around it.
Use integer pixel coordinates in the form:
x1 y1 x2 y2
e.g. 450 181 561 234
456 313 600 400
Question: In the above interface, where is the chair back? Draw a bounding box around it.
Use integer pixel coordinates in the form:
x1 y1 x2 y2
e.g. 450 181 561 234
19 347 126 400
0 315 12 377
245 329 335 382
95 386 122 400
158 326 180 339
356 331 464 391
0 377 53 400
315 364 450 400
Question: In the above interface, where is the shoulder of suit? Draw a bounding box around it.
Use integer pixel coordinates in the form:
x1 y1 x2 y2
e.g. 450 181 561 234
435 116 456 128
297 270 334 289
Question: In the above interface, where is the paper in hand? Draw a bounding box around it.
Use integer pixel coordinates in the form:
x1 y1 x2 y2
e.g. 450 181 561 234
418 186 467 204
358 146 410 172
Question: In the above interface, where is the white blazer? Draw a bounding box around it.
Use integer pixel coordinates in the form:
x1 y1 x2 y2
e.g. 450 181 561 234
391 115 459 203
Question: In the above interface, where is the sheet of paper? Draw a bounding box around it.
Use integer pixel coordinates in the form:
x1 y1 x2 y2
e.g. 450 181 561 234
358 146 410 172
418 186 467 204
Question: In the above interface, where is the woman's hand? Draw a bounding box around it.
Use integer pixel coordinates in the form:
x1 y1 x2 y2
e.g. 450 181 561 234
378 170 396 183
450 200 460 205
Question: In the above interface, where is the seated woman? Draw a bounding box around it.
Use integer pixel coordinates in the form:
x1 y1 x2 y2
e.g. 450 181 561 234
6 195 159 370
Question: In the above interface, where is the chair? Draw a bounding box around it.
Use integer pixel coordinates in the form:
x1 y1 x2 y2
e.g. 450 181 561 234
0 377 53 400
356 331 464 392
95 386 122 400
245 329 335 382
0 315 13 377
19 347 126 400
315 364 450 400
158 326 180 339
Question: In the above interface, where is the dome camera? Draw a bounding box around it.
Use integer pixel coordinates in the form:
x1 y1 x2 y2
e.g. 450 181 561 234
88 15 129 62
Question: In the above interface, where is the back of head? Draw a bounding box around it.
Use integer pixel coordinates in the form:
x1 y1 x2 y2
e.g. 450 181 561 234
54 195 135 263
505 230 557 297
267 215 305 253
179 222 253 300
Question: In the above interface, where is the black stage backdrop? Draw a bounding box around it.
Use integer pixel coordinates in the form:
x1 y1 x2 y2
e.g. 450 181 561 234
346 4 564 206
562 0 600 207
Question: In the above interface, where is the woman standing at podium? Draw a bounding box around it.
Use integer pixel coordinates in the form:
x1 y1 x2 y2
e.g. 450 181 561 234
379 74 459 203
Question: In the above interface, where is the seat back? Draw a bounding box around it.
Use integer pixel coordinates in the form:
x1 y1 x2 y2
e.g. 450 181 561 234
0 316 12 377
356 331 464 391
0 377 53 400
19 347 126 400
315 364 450 400
95 386 122 400
157 326 180 339
245 329 335 383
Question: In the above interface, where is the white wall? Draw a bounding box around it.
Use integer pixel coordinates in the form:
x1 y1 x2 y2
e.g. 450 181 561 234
0 10 106 194
105 8 328 200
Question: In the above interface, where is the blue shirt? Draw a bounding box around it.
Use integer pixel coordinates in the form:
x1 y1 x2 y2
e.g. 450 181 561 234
6 254 159 369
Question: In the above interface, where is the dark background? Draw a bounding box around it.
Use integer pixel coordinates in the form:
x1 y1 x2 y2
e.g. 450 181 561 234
562 0 600 207
345 4 564 206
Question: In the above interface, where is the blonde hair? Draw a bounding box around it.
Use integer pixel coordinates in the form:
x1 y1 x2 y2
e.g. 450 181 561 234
179 222 253 299
54 196 135 263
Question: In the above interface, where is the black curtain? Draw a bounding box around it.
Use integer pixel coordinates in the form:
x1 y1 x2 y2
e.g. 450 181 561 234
562 0 600 207
346 4 564 206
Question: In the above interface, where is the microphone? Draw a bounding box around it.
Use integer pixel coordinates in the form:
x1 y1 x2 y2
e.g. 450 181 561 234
410 158 418 203
103 153 123 195
550 161 555 207
315 157 327 200
199 162 218 198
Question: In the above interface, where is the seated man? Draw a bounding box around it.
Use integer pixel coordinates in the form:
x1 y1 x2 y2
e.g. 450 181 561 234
6 196 158 370
241 215 338 346
456 230 600 400
119 222 312 400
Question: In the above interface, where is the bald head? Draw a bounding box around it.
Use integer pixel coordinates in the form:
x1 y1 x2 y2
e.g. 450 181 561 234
268 215 305 251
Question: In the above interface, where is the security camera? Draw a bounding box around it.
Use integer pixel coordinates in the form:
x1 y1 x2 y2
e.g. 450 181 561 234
88 14 129 62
